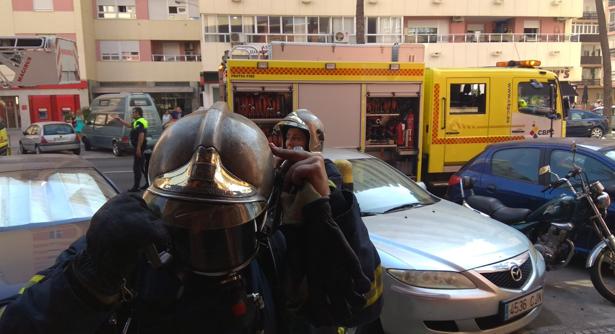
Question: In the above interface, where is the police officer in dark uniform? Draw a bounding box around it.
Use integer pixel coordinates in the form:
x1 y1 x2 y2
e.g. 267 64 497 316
0 102 383 334
116 107 149 192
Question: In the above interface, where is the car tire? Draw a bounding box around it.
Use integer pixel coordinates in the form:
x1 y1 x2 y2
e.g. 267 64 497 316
35 145 42 154
19 142 27 154
590 127 604 138
73 148 81 155
82 137 92 151
112 141 122 157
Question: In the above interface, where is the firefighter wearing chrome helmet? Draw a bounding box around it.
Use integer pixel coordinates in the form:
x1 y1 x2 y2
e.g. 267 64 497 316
0 102 383 333
274 109 325 152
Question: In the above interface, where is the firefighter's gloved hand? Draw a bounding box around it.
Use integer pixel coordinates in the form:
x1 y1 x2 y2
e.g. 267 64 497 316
280 182 323 225
70 193 169 304
303 195 372 326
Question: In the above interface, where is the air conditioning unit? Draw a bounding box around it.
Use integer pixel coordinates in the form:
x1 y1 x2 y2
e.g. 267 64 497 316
367 0 378 3
493 0 503 4
551 0 562 5
451 16 464 23
556 17 567 21
230 32 246 44
432 0 442 3
491 50 502 56
333 31 350 43
431 51 442 57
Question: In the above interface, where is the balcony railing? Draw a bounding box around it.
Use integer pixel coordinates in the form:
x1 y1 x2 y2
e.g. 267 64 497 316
403 33 580 43
610 0 615 6
582 79 602 86
151 54 202 62
581 55 602 65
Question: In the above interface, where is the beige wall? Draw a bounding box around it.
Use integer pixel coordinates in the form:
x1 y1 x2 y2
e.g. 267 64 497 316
200 0 582 17
96 61 201 81
424 42 582 80
202 42 232 71
95 20 201 41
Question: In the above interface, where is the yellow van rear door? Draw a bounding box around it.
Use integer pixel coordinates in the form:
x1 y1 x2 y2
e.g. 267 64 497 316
443 78 490 170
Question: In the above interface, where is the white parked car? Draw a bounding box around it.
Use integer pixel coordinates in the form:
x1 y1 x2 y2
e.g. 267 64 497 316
19 121 81 155
325 148 546 334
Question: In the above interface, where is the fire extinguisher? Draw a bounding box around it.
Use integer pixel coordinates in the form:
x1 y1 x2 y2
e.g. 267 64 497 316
395 121 404 146
405 112 415 149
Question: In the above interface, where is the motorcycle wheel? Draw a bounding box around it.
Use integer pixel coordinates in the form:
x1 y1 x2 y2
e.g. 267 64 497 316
589 247 615 304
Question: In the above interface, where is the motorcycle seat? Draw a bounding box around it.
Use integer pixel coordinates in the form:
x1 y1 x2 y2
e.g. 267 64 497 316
466 195 532 224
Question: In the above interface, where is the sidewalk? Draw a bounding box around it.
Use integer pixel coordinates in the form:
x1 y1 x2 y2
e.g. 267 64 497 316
7 128 21 155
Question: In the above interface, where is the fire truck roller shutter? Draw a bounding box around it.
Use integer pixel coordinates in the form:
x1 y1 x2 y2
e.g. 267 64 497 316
298 84 361 149
366 83 421 97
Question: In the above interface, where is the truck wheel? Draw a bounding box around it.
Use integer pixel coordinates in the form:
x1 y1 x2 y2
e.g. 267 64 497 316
19 143 27 154
112 141 122 157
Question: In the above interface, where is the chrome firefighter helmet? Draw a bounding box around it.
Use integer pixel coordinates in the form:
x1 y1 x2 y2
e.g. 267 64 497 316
143 102 274 276
274 109 325 152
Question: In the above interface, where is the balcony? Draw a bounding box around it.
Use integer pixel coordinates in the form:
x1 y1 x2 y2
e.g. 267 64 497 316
152 54 201 62
403 33 580 43
582 79 602 86
581 55 602 65
580 34 601 43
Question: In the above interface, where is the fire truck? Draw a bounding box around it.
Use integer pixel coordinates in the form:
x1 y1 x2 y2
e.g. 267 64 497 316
0 36 81 155
220 43 566 189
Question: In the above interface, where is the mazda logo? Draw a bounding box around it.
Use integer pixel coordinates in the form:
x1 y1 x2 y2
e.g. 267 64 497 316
510 265 523 282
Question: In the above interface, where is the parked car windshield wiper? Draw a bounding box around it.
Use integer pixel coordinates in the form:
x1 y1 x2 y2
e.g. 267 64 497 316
383 202 424 214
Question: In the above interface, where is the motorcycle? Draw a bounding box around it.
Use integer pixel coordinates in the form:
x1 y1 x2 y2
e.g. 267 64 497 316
458 144 615 304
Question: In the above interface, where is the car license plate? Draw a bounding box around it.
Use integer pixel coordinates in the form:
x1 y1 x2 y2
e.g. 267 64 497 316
502 288 543 320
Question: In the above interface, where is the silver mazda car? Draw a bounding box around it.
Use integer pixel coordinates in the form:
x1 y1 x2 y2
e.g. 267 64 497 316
325 148 546 334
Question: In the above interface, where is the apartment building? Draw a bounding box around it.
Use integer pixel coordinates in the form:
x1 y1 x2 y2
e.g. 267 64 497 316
199 0 583 106
0 0 202 130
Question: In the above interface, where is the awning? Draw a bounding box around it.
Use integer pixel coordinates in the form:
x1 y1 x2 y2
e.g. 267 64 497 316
560 81 577 97
92 86 194 94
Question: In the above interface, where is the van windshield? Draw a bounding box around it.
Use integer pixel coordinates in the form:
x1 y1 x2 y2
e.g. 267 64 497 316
130 98 151 106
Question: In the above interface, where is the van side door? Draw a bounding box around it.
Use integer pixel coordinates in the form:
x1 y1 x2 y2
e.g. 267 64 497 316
443 78 490 171
91 113 108 147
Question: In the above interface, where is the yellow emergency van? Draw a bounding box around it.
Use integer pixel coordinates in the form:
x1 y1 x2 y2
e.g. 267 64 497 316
223 59 565 189
0 119 8 156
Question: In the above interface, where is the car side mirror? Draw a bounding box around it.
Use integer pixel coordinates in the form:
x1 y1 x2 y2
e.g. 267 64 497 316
539 165 551 175
461 176 474 189
416 181 427 190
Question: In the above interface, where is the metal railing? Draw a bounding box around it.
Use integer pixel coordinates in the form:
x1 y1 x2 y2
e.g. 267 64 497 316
581 55 602 65
403 33 580 43
151 54 201 62
205 33 339 43
582 79 602 86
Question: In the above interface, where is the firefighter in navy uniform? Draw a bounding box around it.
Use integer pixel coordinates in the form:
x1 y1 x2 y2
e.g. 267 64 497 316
0 102 383 334
115 107 149 192
273 109 342 189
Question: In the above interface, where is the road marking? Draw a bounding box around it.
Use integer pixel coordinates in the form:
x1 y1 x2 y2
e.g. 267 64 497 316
104 170 132 174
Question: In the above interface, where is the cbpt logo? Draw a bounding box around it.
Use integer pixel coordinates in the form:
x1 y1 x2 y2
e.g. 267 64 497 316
510 265 523 282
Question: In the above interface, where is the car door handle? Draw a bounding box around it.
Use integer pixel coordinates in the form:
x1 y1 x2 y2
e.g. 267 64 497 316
487 184 497 192
446 131 460 135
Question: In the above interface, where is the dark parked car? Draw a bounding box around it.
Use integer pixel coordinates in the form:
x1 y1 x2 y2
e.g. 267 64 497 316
447 138 615 253
566 109 608 138
0 155 119 303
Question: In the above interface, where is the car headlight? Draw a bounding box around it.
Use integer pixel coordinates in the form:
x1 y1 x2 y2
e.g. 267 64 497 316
387 269 476 289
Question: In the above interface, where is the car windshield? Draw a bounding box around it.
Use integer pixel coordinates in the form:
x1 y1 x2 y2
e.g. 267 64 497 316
0 168 117 228
350 158 437 214
43 124 74 135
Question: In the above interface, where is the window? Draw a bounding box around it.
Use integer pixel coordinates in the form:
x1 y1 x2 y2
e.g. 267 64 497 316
518 81 555 116
407 27 438 43
257 16 268 34
491 148 540 183
269 16 281 34
96 0 136 19
100 41 140 61
450 83 487 114
34 0 53 11
523 20 540 41
230 16 242 33
130 98 152 106
94 114 108 126
168 0 187 18
569 110 582 121
97 98 123 107
366 17 402 43
43 124 74 135
283 17 294 34
550 150 615 187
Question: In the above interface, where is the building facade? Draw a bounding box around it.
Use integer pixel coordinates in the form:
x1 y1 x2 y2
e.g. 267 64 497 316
199 0 583 107
0 0 202 130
